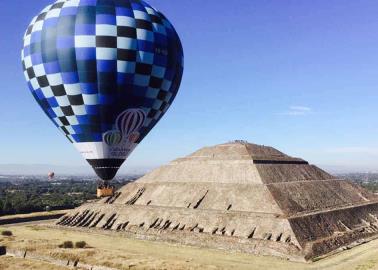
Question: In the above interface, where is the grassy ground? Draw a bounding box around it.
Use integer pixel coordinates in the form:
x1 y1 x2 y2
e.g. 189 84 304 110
0 223 378 270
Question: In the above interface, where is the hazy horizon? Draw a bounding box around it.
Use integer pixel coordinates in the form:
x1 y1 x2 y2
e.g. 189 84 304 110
0 163 152 176
0 157 377 176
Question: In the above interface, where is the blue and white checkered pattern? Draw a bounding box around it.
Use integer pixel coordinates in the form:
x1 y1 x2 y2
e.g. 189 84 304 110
22 0 184 145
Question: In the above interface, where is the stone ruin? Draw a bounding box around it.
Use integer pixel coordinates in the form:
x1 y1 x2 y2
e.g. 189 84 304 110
57 141 378 261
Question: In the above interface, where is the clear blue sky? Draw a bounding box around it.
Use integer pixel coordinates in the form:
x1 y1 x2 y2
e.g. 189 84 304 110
1 0 378 173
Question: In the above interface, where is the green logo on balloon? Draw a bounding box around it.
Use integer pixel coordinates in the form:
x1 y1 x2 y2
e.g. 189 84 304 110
103 131 122 146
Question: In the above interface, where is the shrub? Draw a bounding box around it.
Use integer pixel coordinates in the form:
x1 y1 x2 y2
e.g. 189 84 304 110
1 231 13 236
59 241 73 249
75 241 87 249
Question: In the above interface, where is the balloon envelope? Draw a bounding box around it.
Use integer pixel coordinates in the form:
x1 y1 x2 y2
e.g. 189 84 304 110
22 0 184 180
48 172 55 180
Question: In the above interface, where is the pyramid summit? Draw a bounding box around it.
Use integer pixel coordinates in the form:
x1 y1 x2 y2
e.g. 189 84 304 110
58 141 378 261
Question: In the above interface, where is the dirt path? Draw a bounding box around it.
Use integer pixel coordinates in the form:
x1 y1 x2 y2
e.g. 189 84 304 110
0 224 377 270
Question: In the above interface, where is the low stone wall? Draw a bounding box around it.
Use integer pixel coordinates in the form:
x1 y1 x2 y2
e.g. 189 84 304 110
0 214 66 225
5 248 117 270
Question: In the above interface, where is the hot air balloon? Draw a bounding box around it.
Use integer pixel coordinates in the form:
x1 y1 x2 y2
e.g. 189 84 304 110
22 0 184 196
48 172 55 181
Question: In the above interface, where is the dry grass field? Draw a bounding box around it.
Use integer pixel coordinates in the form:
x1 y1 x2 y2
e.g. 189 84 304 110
0 223 378 270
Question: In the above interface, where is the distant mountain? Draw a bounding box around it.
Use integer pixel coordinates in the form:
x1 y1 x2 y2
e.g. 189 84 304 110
0 164 152 176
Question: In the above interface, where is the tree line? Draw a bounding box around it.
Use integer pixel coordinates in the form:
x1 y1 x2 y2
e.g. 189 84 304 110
0 178 132 215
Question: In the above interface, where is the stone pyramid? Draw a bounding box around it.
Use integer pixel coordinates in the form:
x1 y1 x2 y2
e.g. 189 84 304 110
58 141 378 261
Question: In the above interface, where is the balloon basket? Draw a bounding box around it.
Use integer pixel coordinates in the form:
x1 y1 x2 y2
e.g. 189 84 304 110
97 185 115 198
